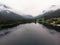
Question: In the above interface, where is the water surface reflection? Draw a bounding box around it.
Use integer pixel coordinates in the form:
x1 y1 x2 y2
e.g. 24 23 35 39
0 23 60 45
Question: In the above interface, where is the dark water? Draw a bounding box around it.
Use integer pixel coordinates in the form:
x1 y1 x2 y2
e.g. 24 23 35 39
0 23 60 45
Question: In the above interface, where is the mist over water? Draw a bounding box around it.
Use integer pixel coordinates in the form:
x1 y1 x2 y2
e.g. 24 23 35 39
0 23 60 45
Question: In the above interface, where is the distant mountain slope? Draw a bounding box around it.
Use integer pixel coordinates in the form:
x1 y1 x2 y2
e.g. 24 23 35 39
0 10 24 20
37 9 60 19
0 4 24 21
21 15 34 19
0 4 34 21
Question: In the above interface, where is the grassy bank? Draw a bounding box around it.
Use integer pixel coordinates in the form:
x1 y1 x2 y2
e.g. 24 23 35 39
37 18 60 32
0 19 34 29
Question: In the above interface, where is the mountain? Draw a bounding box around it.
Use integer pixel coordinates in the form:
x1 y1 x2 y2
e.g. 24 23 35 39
0 4 34 24
0 10 24 20
37 9 60 19
36 5 60 19
0 5 23 21
0 4 34 20
21 15 34 19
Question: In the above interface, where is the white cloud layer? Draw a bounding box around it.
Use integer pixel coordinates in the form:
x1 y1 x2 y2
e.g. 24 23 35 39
0 0 60 16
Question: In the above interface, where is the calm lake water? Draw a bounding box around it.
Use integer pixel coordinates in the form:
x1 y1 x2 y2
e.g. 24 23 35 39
0 23 60 45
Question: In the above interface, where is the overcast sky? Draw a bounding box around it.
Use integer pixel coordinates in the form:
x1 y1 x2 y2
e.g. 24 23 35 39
0 0 60 16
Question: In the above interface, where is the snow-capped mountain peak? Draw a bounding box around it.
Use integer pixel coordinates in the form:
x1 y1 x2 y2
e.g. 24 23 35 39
0 4 10 11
